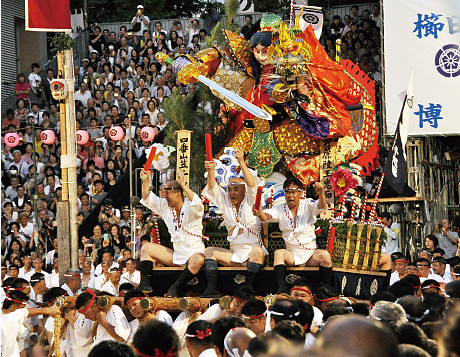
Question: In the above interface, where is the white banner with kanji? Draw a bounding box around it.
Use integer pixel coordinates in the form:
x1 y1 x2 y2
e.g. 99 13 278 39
384 0 460 136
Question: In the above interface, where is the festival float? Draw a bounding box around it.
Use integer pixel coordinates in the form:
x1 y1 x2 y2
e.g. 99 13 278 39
147 10 389 299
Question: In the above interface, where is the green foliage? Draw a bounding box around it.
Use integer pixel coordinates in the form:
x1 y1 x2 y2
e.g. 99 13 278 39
205 0 240 47
50 33 74 53
161 83 231 191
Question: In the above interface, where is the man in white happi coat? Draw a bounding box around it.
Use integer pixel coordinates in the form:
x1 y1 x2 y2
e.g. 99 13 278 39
123 289 173 344
138 169 205 296
61 269 82 296
254 176 332 293
100 267 122 296
75 289 130 348
201 148 266 297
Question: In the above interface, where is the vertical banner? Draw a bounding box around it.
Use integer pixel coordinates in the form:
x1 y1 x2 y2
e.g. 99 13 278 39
319 139 336 219
384 73 414 195
384 0 460 136
293 3 323 39
176 130 192 187
26 0 71 32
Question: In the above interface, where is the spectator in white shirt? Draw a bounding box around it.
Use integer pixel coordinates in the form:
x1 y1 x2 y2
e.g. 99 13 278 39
121 258 140 288
74 82 92 107
26 258 51 288
100 267 122 296
95 249 120 276
62 269 83 296
131 5 150 38
18 213 34 246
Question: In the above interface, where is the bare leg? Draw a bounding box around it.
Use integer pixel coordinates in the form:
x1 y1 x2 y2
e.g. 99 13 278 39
205 246 243 267
274 249 296 266
187 252 205 275
138 242 175 293
141 242 176 265
306 249 333 268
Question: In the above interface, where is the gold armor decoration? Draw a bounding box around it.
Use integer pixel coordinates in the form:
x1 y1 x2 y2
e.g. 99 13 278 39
228 128 254 153
253 117 271 133
273 121 321 156
256 147 272 166
272 83 291 103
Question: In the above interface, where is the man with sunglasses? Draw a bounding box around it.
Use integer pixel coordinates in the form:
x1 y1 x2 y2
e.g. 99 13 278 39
138 169 206 296
201 148 266 297
253 176 332 293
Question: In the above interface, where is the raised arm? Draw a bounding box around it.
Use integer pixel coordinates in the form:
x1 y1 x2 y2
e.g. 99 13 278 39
313 182 327 210
235 147 254 188
140 169 151 200
205 160 216 190
176 169 194 202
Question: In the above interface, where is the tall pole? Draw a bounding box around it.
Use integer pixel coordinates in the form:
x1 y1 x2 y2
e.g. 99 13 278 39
63 49 79 269
128 117 136 256
32 120 40 254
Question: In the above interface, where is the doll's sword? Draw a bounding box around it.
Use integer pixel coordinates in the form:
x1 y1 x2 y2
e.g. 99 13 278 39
197 75 273 121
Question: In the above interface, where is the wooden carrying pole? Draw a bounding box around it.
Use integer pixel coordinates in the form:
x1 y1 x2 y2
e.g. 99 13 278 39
63 49 79 269
57 48 79 280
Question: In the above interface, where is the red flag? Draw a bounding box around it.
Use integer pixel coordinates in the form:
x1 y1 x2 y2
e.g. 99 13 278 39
26 0 71 32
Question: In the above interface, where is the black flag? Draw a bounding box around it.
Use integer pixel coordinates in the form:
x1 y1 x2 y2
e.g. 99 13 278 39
384 74 414 195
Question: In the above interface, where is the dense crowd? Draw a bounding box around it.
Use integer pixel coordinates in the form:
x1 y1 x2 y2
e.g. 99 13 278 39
3 4 460 357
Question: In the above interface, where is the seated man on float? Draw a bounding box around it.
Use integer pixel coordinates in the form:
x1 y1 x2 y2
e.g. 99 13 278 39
253 176 332 293
138 169 205 296
202 147 266 297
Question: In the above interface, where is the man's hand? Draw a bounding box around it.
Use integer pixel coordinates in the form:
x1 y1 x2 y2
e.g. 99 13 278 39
47 305 62 317
177 169 186 187
140 169 150 181
313 182 324 193
64 308 76 320
96 310 108 327
235 147 245 163
204 160 215 172
442 226 449 235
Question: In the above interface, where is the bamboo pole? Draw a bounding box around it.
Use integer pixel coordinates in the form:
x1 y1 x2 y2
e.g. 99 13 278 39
371 227 383 271
62 49 79 269
342 220 353 268
352 222 364 269
57 52 68 201
362 224 373 270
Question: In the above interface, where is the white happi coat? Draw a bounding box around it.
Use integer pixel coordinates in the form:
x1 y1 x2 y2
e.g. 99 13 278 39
140 191 205 265
203 183 267 262
264 199 325 265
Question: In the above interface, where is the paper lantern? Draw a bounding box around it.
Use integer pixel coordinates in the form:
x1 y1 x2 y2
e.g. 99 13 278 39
76 130 90 145
50 79 68 100
40 130 55 144
141 127 155 142
109 126 124 141
4 133 20 147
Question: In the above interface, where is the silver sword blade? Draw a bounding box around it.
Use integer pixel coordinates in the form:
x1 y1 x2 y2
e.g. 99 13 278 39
197 75 272 121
